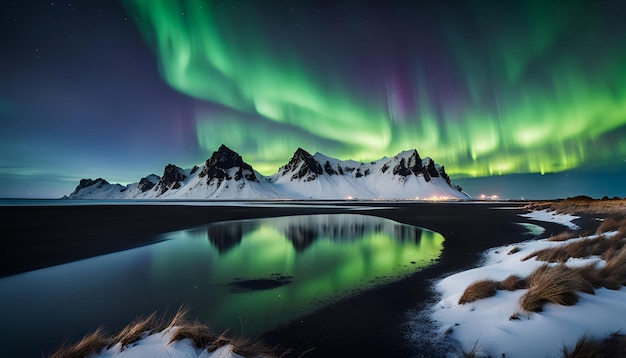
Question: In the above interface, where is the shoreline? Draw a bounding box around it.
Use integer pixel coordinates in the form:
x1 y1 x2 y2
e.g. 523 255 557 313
0 201 540 278
428 210 625 357
261 206 602 356
0 202 604 356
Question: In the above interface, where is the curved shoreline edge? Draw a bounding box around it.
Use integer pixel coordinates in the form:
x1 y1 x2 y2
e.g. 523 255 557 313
5 199 623 356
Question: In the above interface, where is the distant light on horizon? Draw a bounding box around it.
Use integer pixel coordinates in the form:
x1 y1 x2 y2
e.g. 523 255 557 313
479 194 500 200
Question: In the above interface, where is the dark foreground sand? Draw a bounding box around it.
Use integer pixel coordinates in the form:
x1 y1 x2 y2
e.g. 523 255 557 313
0 202 601 357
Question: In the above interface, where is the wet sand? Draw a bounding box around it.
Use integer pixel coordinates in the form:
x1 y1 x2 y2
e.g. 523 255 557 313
0 201 602 356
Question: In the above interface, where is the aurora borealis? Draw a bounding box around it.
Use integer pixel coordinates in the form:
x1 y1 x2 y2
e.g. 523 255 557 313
1 0 625 198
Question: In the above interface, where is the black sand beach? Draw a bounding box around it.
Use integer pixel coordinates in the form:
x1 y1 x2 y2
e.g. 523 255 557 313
1 203 351 277
0 201 601 357
263 203 600 357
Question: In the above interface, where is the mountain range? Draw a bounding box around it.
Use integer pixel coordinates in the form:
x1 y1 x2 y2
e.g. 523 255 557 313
66 145 470 200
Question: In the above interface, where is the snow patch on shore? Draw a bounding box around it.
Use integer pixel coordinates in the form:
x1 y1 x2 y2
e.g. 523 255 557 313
425 211 626 357
91 327 249 358
519 209 581 230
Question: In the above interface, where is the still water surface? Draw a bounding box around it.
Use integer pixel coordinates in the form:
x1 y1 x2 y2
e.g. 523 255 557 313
0 214 443 356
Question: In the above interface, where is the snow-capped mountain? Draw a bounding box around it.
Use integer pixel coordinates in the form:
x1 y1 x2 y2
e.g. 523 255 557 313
269 147 465 199
66 145 470 200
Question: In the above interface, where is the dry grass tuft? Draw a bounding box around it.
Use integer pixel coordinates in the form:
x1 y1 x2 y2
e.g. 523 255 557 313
230 336 278 358
458 279 498 304
600 247 626 290
202 330 278 357
497 274 527 291
50 307 280 357
169 320 216 348
205 331 235 352
111 311 159 349
49 327 109 358
599 331 626 355
522 235 624 263
526 197 626 216
597 216 626 235
561 334 600 358
460 340 487 358
548 230 579 242
520 265 593 312
111 306 191 350
571 263 605 289
168 305 192 328
562 332 626 358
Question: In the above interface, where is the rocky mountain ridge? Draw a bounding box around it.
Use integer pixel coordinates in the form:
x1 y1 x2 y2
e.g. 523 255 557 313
67 145 470 200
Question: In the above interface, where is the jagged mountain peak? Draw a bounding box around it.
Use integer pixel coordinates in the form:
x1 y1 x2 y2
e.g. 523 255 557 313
66 145 470 200
392 150 422 177
138 174 160 193
156 164 186 194
200 144 258 183
395 149 420 159
294 147 312 158
280 147 323 181
207 144 249 169
70 178 109 195
394 149 422 168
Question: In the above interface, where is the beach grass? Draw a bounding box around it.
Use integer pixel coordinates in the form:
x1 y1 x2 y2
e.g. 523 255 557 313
561 334 600 358
525 196 626 216
519 264 592 312
458 279 498 304
547 230 580 242
49 307 279 357
600 247 626 290
597 216 626 234
562 332 626 358
50 327 109 358
439 207 626 357
517 216 626 311
497 274 527 291
169 320 215 348
110 311 163 349
459 214 626 314
571 263 605 289
522 234 624 263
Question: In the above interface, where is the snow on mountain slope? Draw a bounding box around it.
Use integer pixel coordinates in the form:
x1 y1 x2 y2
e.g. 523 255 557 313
67 145 470 200
67 178 127 199
270 148 468 199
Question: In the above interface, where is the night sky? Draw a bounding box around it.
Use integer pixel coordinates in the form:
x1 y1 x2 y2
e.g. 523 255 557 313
1 0 625 199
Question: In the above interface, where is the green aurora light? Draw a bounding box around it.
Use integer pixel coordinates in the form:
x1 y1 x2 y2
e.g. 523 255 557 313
123 0 626 177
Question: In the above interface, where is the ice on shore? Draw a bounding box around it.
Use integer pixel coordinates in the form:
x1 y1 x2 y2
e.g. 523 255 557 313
428 211 626 357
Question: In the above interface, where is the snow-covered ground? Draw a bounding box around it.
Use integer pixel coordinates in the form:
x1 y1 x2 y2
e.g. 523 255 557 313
429 210 626 357
92 328 249 358
519 208 581 230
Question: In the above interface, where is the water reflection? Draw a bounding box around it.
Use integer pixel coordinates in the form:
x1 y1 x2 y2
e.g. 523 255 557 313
516 222 546 237
0 214 444 357
206 215 431 253
206 221 256 253
155 214 445 333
